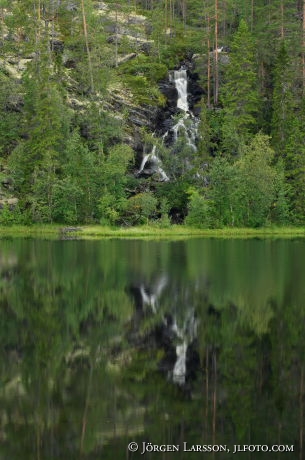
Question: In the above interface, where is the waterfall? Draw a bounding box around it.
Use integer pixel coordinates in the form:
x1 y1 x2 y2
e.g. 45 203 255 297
171 113 199 152
163 68 199 155
137 66 200 182
174 69 189 112
137 145 169 182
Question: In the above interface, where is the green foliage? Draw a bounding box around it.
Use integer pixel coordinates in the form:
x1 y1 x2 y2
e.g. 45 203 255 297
123 74 166 106
0 204 27 226
220 20 260 154
187 134 289 229
76 106 124 153
126 192 158 225
0 72 21 156
234 134 278 227
52 178 83 225
120 55 168 82
118 46 168 107
284 111 305 224
98 144 134 225
208 156 237 227
9 75 70 196
271 41 295 155
2 0 305 228
185 188 212 228
155 180 190 219
271 160 290 225
30 153 59 223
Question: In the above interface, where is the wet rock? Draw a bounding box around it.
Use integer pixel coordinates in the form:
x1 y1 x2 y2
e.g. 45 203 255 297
155 61 204 137
50 39 64 52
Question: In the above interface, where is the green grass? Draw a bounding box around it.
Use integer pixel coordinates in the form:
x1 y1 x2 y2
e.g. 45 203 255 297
1 224 305 240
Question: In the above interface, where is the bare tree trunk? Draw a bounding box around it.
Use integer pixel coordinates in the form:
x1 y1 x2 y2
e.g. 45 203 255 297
300 366 304 460
34 0 42 75
115 6 118 67
181 0 186 29
0 5 5 52
80 0 94 92
207 16 211 107
302 0 305 94
169 0 172 36
214 0 219 105
280 0 284 39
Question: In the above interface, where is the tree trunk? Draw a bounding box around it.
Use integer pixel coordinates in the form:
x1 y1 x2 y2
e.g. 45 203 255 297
280 0 284 39
207 16 211 107
300 366 304 460
214 0 219 105
80 0 94 92
303 0 305 94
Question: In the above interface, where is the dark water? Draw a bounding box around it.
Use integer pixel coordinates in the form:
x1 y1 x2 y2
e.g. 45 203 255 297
0 238 304 459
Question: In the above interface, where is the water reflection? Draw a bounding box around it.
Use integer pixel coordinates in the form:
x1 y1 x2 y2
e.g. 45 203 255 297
0 238 304 459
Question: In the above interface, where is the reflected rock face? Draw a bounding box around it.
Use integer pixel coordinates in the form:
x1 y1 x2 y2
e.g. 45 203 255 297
129 275 200 387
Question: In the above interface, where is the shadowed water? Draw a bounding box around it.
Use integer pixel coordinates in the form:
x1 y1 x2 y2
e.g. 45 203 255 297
0 238 304 459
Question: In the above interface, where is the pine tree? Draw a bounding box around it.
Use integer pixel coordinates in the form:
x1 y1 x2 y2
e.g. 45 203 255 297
285 108 305 224
8 73 70 210
271 41 295 155
220 19 259 154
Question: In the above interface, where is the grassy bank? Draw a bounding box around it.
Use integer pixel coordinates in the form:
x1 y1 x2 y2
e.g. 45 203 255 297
1 224 305 240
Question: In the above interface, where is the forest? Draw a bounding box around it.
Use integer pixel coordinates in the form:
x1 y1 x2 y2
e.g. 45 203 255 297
1 0 305 228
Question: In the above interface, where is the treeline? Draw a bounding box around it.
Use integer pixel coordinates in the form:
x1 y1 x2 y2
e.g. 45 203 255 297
0 0 305 227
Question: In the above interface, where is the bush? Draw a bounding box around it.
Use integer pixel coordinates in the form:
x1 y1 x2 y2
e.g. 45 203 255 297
0 204 28 226
185 189 213 228
126 192 158 225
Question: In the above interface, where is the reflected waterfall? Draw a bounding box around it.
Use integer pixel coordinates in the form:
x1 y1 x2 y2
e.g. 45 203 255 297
138 274 198 386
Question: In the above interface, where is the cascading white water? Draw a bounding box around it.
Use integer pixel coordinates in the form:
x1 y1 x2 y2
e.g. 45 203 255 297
138 67 200 182
138 145 169 182
163 68 199 155
174 69 189 112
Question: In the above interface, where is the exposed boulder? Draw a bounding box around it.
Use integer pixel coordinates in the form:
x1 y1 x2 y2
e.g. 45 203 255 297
0 198 19 210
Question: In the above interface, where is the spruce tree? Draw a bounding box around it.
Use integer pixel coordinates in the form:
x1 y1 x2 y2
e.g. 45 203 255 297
220 19 259 154
271 41 294 156
285 109 305 224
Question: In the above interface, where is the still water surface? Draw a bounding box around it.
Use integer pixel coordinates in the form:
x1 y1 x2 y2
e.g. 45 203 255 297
0 238 304 459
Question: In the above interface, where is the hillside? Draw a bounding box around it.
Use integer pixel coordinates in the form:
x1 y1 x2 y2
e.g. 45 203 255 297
1 0 305 227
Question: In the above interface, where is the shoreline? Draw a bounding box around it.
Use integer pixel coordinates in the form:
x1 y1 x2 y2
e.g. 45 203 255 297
1 224 305 240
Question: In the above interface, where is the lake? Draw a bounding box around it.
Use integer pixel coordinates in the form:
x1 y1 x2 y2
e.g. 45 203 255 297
0 238 304 459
